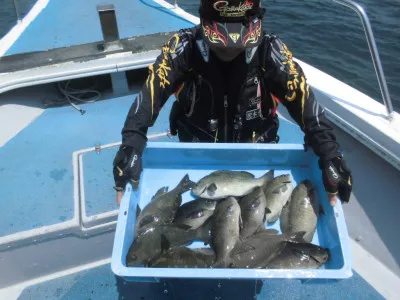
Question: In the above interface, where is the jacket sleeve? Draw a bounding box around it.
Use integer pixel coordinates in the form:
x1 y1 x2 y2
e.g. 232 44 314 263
263 36 341 161
121 29 193 153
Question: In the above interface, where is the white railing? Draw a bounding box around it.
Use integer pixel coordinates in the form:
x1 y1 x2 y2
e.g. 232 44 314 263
333 0 394 121
12 0 21 22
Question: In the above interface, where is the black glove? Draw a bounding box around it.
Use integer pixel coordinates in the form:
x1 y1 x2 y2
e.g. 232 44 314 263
113 145 142 191
319 156 353 203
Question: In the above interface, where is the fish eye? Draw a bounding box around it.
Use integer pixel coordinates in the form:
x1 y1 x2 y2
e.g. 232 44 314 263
226 205 234 216
250 199 261 210
189 210 205 219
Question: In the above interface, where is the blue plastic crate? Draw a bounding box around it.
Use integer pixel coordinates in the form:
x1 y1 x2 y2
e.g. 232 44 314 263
111 142 352 281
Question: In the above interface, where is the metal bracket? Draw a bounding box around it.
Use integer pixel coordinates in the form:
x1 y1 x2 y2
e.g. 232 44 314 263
96 4 122 52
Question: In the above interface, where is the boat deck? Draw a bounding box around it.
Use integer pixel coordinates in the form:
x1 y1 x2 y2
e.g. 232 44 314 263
3 0 193 56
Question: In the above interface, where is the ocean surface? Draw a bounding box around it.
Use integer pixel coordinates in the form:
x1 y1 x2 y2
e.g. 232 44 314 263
1 0 399 111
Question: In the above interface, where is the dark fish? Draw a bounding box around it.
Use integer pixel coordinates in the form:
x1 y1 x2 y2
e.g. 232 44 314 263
262 174 293 223
267 242 330 269
126 222 211 267
174 198 217 229
280 180 320 243
192 170 274 200
149 247 215 268
178 198 217 212
231 230 305 269
135 174 195 237
239 187 270 239
211 197 242 267
174 208 215 230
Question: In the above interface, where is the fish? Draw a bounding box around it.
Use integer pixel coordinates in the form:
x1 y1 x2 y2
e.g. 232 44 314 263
230 229 305 269
178 198 218 212
239 187 270 239
149 247 215 268
192 170 274 200
280 180 320 243
174 207 215 230
211 197 242 267
262 174 293 223
135 174 195 237
174 198 217 229
266 242 330 269
126 222 211 267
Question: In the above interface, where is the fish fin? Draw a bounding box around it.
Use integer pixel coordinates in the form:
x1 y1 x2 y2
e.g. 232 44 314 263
263 207 271 223
260 170 274 185
212 257 233 268
319 205 325 215
207 183 217 197
282 199 290 209
232 243 256 255
239 171 255 178
256 224 266 233
267 214 279 224
177 174 196 193
212 260 225 268
138 215 157 228
152 186 169 200
289 231 307 242
264 229 279 235
136 205 141 219
197 220 211 242
160 234 170 252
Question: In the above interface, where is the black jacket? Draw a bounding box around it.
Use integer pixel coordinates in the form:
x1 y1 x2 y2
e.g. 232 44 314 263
121 26 340 161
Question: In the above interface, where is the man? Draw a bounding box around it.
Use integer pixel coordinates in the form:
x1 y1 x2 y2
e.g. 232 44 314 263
113 0 352 206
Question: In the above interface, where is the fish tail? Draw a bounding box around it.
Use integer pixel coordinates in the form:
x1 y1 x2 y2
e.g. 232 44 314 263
267 214 279 224
288 231 307 243
260 170 274 185
212 258 227 268
176 174 196 193
196 220 211 244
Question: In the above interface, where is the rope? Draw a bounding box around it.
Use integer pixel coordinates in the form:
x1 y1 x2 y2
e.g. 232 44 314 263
45 80 102 114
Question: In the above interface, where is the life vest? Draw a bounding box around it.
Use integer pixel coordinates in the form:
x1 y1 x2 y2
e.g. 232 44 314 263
171 28 279 143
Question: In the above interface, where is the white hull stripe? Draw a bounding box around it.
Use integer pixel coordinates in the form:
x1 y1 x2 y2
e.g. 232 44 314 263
0 0 49 56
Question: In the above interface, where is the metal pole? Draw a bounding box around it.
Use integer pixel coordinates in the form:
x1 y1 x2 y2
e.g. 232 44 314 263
12 0 21 22
333 0 394 121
